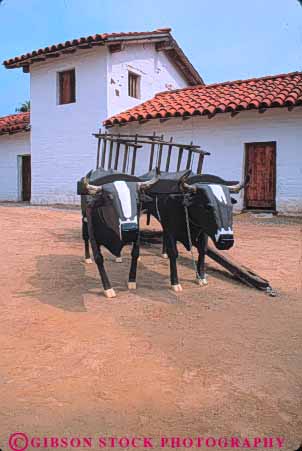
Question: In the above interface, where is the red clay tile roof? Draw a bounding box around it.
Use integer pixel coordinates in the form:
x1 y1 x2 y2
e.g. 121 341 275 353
3 28 202 85
104 71 302 126
0 112 30 136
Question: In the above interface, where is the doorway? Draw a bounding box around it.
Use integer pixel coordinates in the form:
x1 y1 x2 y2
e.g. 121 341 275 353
18 155 31 201
244 142 276 210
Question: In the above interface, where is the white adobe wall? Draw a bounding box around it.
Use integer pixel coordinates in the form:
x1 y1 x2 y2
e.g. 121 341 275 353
107 43 188 117
0 132 30 201
30 48 108 205
109 107 302 215
30 43 188 204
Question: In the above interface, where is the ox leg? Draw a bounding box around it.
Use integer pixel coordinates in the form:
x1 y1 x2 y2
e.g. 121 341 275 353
82 217 92 264
196 233 208 286
86 208 116 298
128 241 140 290
161 232 168 259
166 234 182 292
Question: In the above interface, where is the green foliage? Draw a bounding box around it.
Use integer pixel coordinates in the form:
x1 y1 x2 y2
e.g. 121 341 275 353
15 101 30 113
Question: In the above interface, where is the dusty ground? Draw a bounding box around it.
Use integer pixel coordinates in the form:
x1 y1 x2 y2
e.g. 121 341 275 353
0 204 301 451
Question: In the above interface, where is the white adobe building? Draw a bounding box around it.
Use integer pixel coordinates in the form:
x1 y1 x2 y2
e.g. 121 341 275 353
105 74 302 214
0 28 200 204
0 28 301 214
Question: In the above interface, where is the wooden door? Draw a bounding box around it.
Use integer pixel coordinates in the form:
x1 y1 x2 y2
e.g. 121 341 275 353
22 155 31 201
245 142 276 210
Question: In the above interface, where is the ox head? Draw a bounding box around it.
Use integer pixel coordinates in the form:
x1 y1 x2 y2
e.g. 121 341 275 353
180 173 249 250
79 169 159 242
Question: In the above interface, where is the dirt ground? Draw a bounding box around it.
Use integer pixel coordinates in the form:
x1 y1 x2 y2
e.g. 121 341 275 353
0 204 301 451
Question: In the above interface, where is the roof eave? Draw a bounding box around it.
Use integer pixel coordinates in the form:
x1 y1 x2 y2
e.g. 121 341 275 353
0 125 31 136
104 103 301 127
3 30 203 86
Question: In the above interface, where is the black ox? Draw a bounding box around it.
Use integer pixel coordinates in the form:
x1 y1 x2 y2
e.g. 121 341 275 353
78 169 158 298
142 170 247 292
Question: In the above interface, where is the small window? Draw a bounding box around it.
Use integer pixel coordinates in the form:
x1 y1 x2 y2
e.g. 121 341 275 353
128 72 140 98
58 69 76 105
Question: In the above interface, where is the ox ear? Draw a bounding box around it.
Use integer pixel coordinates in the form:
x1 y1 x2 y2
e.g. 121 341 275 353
188 174 240 186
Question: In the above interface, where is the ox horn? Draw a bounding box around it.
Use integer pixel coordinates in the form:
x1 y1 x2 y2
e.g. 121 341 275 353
83 177 103 195
179 174 197 193
181 181 197 193
138 171 160 192
227 174 250 193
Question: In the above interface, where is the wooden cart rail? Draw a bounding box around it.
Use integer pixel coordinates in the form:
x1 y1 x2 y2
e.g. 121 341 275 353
93 131 210 175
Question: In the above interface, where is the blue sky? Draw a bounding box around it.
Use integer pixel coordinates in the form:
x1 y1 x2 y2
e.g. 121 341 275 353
0 0 301 116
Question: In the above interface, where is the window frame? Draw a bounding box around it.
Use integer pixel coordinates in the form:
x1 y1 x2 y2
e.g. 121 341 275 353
128 71 141 99
57 68 76 105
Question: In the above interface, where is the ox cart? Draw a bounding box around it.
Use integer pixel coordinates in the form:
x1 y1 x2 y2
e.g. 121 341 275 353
80 131 275 296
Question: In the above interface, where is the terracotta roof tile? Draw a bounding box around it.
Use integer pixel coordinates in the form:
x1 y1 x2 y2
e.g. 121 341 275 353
0 112 30 136
104 72 302 126
3 30 167 66
3 28 202 85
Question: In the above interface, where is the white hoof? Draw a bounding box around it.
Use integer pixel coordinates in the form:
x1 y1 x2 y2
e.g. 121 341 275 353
85 258 93 264
137 256 141 262
116 257 123 263
196 278 208 286
104 288 116 298
171 284 183 292
128 282 137 290
161 253 168 259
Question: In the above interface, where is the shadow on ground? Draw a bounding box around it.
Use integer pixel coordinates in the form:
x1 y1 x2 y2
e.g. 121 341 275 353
19 254 97 312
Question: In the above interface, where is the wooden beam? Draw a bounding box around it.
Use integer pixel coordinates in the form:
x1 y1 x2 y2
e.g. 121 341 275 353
165 137 173 172
100 134 107 168
95 133 162 140
108 139 114 169
22 65 30 73
176 147 184 171
131 135 138 175
96 137 101 169
197 153 204 174
114 142 121 170
78 43 93 49
186 142 194 170
206 246 274 293
96 136 142 147
155 40 173 51
30 57 46 63
91 41 105 47
95 133 204 152
288 105 295 112
231 111 240 117
45 53 60 59
62 48 77 54
159 117 170 123
108 43 124 53
122 144 129 172
259 108 267 114
157 134 164 170
149 132 156 171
